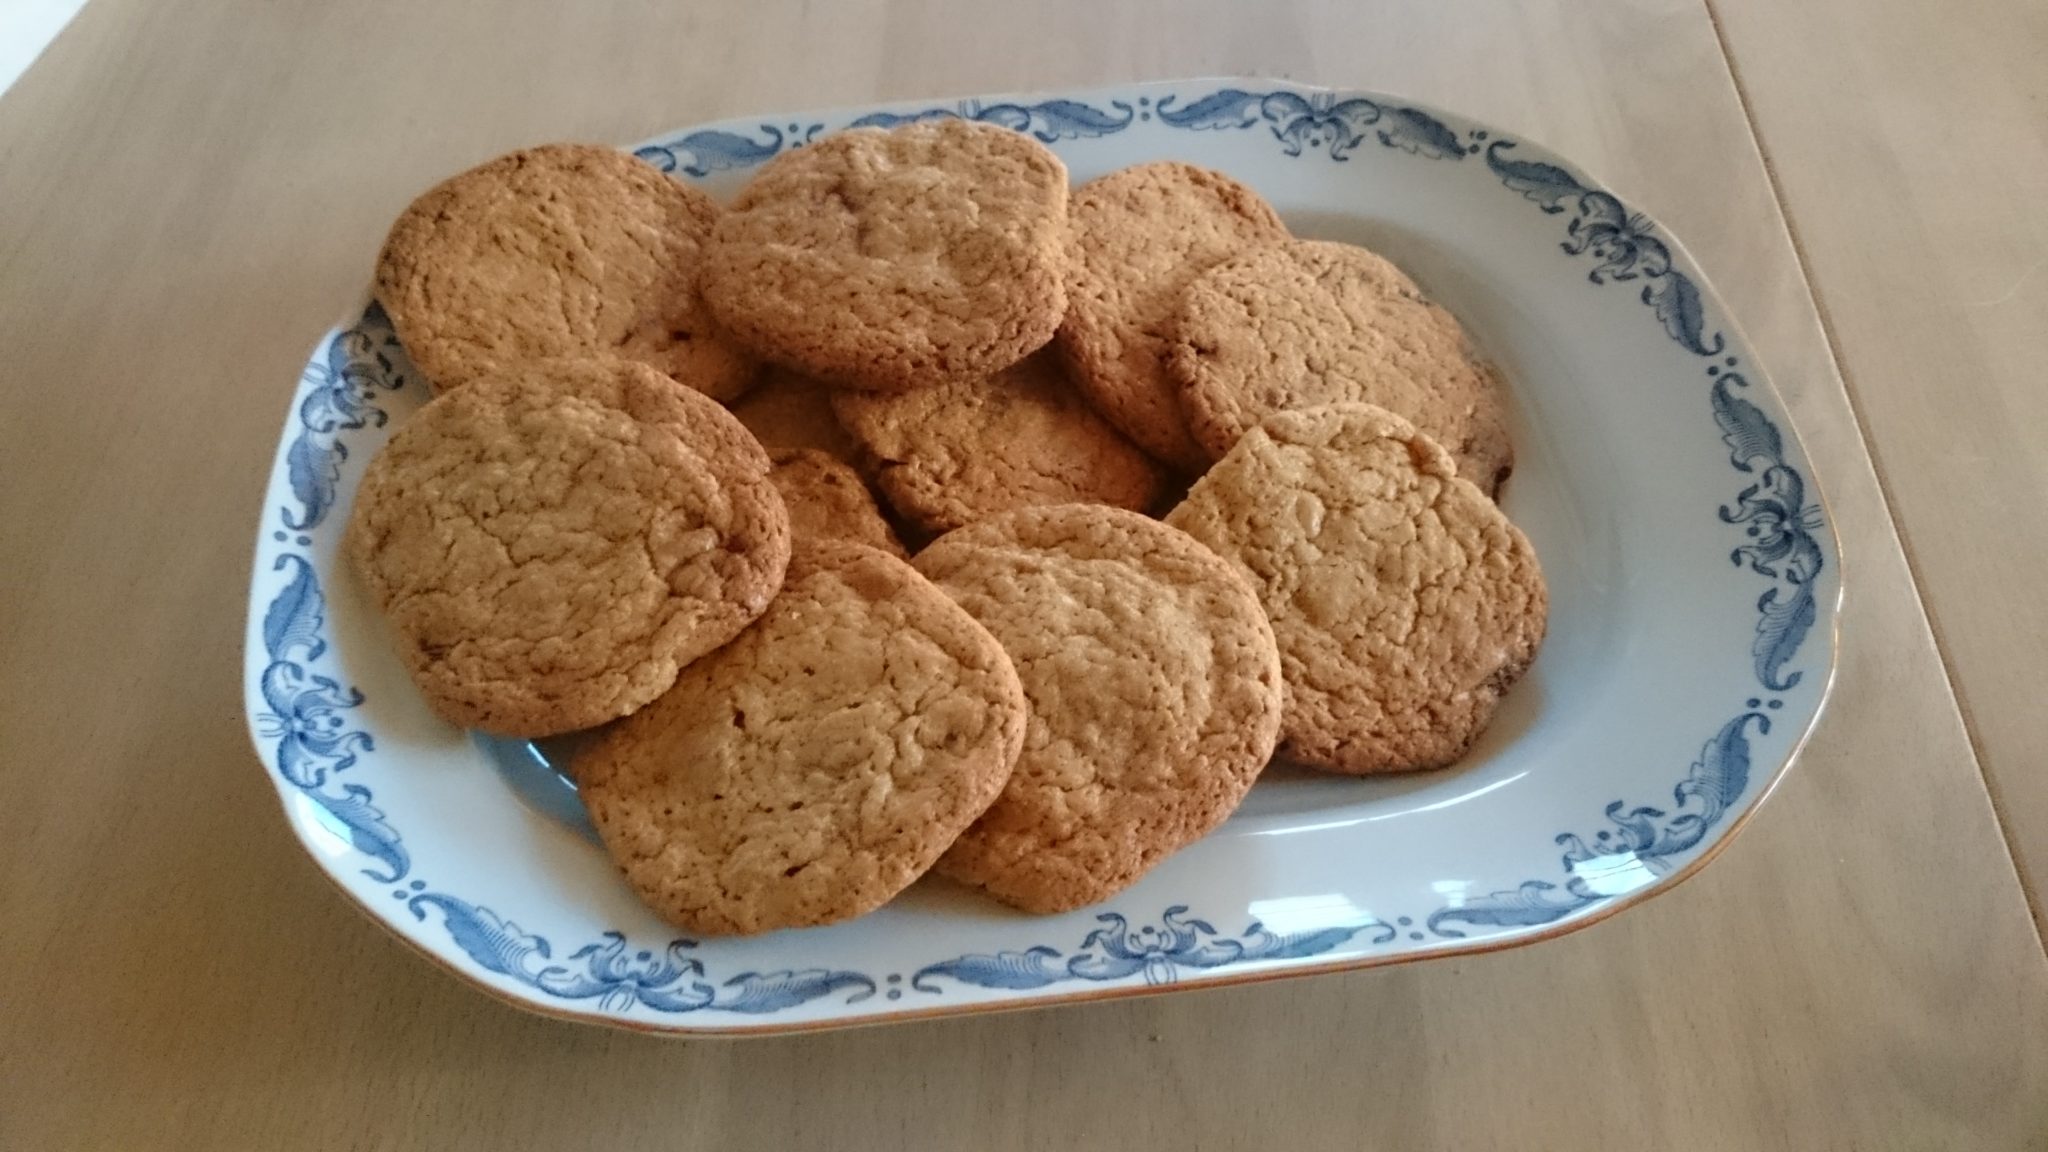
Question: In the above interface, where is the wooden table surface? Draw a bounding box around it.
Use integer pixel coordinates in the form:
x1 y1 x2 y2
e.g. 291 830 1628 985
3 1 2044 1147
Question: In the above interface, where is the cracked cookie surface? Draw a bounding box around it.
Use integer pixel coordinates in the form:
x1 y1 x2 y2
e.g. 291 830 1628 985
575 540 1026 935
767 448 906 557
914 505 1282 913
702 119 1069 392
1164 404 1544 775
1056 162 1289 472
344 358 789 738
830 350 1167 534
374 143 757 401
1167 239 1514 493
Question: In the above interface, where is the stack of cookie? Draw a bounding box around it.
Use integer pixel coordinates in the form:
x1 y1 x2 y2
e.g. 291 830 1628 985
348 119 1544 935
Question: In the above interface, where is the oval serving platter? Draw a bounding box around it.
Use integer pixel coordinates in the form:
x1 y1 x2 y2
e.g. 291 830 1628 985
244 78 1840 1034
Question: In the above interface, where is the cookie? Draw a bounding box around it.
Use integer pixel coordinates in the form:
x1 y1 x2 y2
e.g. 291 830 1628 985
702 119 1069 392
575 540 1027 935
344 358 790 737
728 365 863 462
768 449 907 558
374 144 758 402
829 350 1169 535
1167 238 1515 493
1165 404 1544 774
915 505 1283 913
1057 162 1289 472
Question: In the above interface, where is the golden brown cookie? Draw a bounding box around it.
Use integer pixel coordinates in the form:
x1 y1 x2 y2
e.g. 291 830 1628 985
915 505 1283 913
575 540 1027 935
374 144 758 401
344 359 789 738
1167 238 1515 493
767 449 907 558
829 350 1169 535
1057 162 1289 472
727 365 862 462
1165 404 1544 774
702 119 1069 392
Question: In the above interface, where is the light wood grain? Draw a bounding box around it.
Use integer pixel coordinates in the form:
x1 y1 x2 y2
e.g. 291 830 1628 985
1709 0 2048 926
2 1 2044 1148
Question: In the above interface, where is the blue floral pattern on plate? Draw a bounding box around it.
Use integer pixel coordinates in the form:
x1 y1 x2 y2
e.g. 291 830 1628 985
848 97 1136 142
913 906 1397 993
247 80 1835 1026
1422 144 1827 938
1156 88 1466 160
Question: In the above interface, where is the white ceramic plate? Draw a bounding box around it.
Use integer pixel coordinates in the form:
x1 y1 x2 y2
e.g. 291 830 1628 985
244 78 1840 1034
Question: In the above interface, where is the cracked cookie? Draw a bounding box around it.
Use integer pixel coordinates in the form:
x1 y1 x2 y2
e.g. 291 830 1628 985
374 143 758 401
767 448 907 557
1166 238 1514 494
344 358 790 738
915 504 1283 912
1057 162 1289 472
829 350 1168 535
575 540 1027 935
1164 403 1544 775
702 119 1070 392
